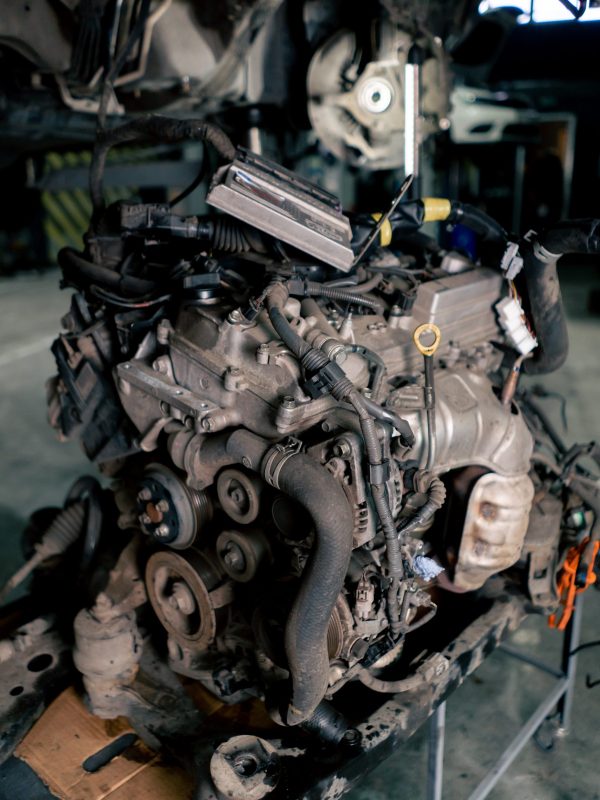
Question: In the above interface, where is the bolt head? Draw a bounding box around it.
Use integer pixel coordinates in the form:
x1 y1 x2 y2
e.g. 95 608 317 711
230 488 245 505
222 542 246 572
138 488 152 502
281 395 296 409
169 581 195 614
228 309 244 324
333 440 351 458
156 523 170 538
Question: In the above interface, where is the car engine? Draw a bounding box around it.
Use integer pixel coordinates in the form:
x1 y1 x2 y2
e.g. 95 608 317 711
0 2 600 800
0 105 585 797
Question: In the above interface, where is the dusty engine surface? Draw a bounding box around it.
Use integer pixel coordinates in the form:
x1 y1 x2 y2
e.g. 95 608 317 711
3 115 595 798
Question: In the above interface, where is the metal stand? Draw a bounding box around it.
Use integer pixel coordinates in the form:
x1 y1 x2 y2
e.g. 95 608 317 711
426 596 583 800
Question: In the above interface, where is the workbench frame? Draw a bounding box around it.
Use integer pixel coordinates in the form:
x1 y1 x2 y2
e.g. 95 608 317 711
425 596 584 800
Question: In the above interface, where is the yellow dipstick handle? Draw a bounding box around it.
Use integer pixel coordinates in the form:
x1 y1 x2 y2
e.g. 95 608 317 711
413 323 442 357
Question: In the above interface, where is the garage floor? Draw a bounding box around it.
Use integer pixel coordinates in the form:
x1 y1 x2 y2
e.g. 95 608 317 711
1 265 599 800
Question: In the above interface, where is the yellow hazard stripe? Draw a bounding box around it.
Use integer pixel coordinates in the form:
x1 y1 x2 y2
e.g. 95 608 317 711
41 149 139 259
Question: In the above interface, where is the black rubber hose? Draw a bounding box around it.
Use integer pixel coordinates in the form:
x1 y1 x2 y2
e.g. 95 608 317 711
301 701 350 744
361 396 415 448
447 202 507 243
210 217 269 254
520 220 600 375
522 219 600 374
58 248 156 297
90 115 236 214
182 428 353 726
539 218 600 255
350 202 424 250
287 279 385 314
351 200 506 249
520 244 568 375
276 451 353 725
266 284 312 359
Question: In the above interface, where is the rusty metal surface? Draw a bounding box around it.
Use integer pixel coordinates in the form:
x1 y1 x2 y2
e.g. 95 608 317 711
454 473 536 591
186 584 528 799
291 587 528 800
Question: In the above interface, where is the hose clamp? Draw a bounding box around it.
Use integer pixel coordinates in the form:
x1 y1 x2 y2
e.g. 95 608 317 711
533 240 561 264
262 437 303 489
368 459 391 486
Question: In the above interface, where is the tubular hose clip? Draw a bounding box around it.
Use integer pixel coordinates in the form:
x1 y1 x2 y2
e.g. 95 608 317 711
548 537 599 631
262 437 303 489
533 240 562 264
368 460 391 486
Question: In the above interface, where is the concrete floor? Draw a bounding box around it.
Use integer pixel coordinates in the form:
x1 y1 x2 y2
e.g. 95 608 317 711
1 266 600 799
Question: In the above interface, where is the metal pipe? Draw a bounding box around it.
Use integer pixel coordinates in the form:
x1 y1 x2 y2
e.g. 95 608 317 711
467 678 569 800
426 701 446 800
404 57 420 181
498 644 565 680
558 594 584 733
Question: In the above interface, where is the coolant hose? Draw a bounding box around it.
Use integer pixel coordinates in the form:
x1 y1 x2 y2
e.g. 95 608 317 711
272 451 353 724
182 428 353 725
539 218 600 255
522 220 600 375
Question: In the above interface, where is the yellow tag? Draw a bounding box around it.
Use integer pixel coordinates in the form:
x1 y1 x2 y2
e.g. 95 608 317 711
371 213 393 247
413 323 442 357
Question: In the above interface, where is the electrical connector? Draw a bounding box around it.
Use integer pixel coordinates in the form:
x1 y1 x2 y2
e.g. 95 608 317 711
495 296 538 355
